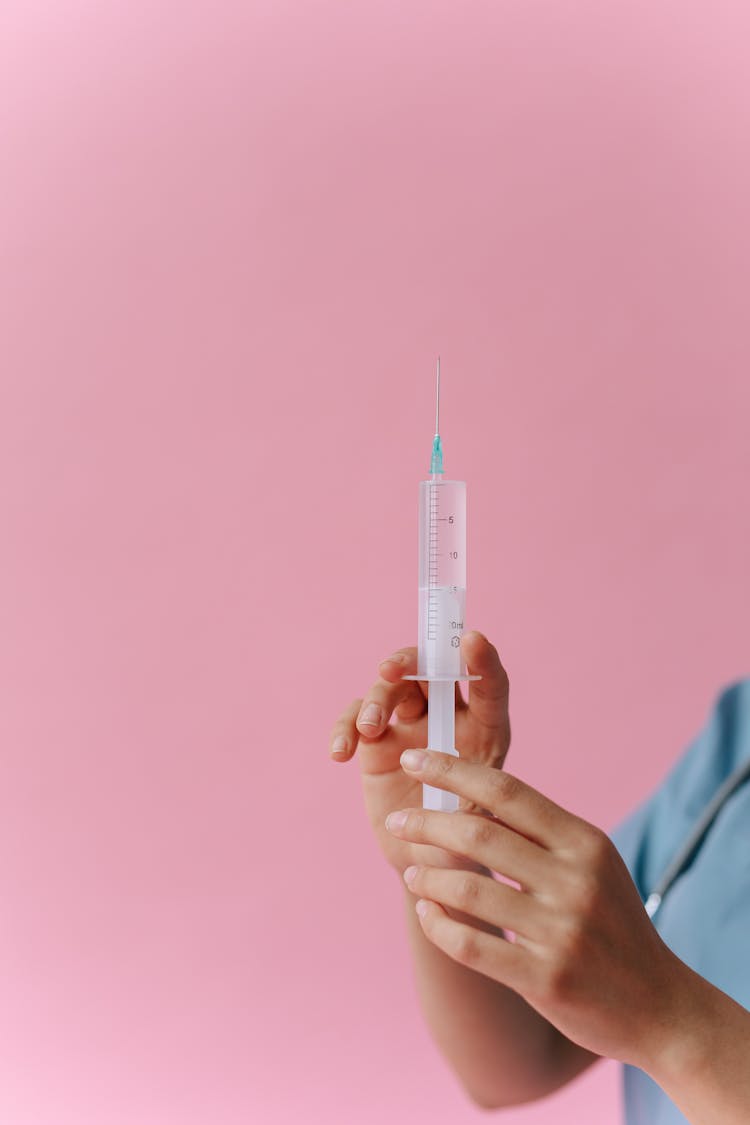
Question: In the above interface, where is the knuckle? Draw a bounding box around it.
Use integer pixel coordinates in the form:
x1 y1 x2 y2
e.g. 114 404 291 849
579 825 612 872
487 770 519 804
555 914 588 961
464 815 495 849
570 870 602 916
379 647 415 672
433 753 456 779
452 926 481 966
407 811 425 836
454 873 481 909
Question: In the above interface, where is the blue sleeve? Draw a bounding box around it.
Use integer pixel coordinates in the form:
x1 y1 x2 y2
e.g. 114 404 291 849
608 797 654 901
606 679 750 902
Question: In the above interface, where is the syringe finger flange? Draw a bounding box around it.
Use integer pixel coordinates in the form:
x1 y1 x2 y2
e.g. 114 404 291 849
403 674 482 682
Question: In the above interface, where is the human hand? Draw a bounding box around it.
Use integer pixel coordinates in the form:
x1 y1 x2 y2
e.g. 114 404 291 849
329 632 511 875
385 748 682 1069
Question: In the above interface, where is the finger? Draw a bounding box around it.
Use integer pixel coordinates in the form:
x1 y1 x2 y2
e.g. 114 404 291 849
403 864 544 941
329 698 362 760
377 646 418 682
460 632 510 732
400 748 580 850
413 898 528 989
355 651 427 737
395 680 466 722
379 647 429 716
380 647 466 716
386 807 549 890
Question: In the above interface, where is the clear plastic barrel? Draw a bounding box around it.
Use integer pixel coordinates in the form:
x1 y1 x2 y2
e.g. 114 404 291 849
417 478 467 679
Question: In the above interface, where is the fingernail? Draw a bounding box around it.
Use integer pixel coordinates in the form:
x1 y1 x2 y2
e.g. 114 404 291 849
380 653 406 665
385 810 408 831
401 749 427 771
416 900 428 918
358 703 382 728
403 865 418 885
330 736 348 757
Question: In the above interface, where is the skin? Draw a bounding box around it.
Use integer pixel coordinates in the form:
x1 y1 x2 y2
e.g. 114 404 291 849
385 748 680 1068
330 632 750 1121
330 630 512 877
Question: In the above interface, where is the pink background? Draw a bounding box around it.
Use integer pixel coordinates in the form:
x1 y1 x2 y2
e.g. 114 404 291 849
2 1 749 1122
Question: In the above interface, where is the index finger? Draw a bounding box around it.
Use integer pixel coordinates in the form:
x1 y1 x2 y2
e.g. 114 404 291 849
379 646 466 711
400 748 581 850
378 646 420 683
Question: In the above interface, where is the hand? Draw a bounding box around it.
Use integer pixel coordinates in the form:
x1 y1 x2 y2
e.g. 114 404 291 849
385 748 682 1069
329 632 511 875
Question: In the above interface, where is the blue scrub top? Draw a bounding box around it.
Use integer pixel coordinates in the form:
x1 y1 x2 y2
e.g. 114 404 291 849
608 678 750 1125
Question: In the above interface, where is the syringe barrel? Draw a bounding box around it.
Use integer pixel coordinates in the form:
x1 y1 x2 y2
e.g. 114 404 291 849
417 478 468 679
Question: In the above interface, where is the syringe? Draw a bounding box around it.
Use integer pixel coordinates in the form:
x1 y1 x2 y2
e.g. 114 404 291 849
404 358 480 811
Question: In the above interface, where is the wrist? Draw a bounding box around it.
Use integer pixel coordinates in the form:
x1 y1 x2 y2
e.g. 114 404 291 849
637 953 714 1086
635 955 750 1125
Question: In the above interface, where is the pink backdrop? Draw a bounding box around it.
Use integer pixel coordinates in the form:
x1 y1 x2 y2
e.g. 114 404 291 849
2 2 749 1122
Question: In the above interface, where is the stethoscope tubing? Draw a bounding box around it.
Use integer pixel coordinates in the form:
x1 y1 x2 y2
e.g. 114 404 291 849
644 755 750 919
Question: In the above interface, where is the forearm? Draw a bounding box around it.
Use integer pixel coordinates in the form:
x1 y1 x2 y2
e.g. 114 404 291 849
401 881 599 1107
645 960 750 1125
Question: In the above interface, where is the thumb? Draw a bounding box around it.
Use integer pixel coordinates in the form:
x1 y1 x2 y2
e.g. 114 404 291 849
460 631 510 734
